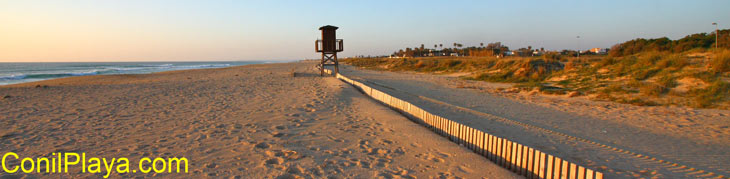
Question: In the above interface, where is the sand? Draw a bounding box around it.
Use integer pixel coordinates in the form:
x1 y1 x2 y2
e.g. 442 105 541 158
338 65 730 178
0 62 519 178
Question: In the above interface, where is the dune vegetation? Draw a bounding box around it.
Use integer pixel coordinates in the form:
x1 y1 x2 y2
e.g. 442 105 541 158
343 31 730 109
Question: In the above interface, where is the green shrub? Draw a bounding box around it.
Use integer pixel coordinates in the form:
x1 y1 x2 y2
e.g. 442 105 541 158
640 83 667 96
692 81 730 107
656 75 677 88
656 54 689 69
636 51 665 66
597 57 616 67
633 69 661 80
601 84 626 94
619 98 658 106
544 52 562 61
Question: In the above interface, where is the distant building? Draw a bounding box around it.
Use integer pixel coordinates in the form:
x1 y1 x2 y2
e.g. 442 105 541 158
532 50 544 56
590 48 608 54
503 51 515 56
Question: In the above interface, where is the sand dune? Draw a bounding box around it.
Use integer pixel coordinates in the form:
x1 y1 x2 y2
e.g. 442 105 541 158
0 62 518 178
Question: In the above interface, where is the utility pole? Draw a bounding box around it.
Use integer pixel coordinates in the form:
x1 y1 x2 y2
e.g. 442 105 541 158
576 36 581 60
713 22 719 49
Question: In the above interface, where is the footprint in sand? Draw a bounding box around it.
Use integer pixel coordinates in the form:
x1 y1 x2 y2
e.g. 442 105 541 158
415 153 445 163
265 157 283 165
272 132 286 138
255 142 271 149
436 172 457 179
274 150 302 160
368 148 391 156
205 163 218 169
378 168 417 179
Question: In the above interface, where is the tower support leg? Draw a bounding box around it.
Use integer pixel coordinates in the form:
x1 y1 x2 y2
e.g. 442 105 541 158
319 53 338 76
333 53 339 74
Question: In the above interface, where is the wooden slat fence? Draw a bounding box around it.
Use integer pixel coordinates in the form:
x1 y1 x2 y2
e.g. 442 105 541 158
326 70 603 179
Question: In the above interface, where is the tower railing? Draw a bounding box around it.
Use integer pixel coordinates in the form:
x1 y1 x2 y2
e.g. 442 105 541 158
315 39 344 53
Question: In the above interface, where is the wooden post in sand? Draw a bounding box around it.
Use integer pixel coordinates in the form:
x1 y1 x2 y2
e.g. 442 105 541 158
315 25 343 76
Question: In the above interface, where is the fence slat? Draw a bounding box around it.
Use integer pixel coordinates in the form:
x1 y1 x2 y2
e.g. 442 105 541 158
484 134 491 160
470 128 476 150
537 152 545 178
515 144 523 174
459 124 465 145
527 148 535 178
586 169 594 179
462 126 468 147
532 150 540 179
502 139 509 168
462 125 471 149
451 121 457 142
560 160 568 179
502 138 508 166
473 128 478 151
490 135 496 161
569 163 577 179
428 114 433 128
451 121 459 144
494 138 504 166
446 120 451 139
546 155 554 179
554 158 563 179
505 141 512 169
438 117 444 135
461 125 467 145
471 129 477 151
511 142 519 172
477 130 484 155
578 166 585 179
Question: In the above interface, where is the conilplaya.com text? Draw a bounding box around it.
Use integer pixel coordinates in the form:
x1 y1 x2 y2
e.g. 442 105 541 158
2 152 188 178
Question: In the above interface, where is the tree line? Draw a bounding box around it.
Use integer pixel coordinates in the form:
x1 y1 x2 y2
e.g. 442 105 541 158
388 29 728 58
609 29 729 57
391 42 512 57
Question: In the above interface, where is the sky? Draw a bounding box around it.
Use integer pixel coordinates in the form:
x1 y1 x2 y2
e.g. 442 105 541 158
1 0 728 62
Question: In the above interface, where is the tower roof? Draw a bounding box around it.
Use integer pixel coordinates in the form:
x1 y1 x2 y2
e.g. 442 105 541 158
319 25 338 30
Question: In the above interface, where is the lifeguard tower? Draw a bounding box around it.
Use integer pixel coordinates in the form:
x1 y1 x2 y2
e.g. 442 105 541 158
315 25 343 76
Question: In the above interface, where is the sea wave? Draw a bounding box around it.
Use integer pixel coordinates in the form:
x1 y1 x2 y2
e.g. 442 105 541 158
0 74 28 80
141 64 174 67
0 71 101 80
176 64 231 69
0 63 233 81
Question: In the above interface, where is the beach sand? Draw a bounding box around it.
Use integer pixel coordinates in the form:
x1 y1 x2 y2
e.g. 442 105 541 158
0 61 519 178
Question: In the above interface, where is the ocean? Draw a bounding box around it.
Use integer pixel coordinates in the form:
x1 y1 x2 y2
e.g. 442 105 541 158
0 61 271 85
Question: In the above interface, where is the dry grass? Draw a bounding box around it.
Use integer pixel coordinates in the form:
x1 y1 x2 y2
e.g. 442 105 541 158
711 50 730 73
343 50 730 109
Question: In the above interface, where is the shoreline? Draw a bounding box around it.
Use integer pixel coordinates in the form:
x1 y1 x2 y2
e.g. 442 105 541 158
0 61 284 87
